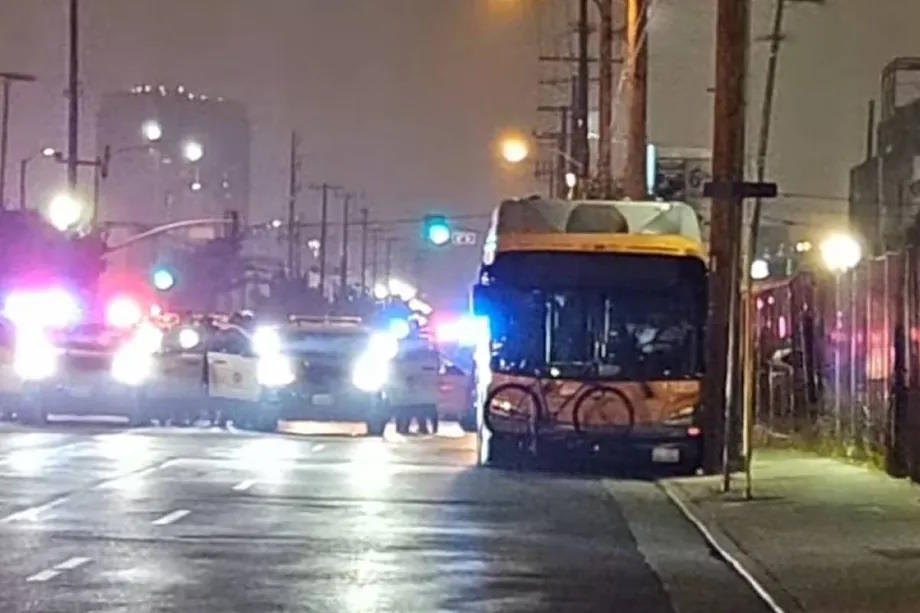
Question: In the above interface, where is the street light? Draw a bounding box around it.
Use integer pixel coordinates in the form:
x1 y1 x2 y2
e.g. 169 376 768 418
141 119 162 142
820 232 862 273
500 136 530 164
19 147 57 210
46 192 84 231
750 258 770 280
182 140 204 163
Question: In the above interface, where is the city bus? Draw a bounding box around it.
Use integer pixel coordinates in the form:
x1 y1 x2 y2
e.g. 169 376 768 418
472 197 707 471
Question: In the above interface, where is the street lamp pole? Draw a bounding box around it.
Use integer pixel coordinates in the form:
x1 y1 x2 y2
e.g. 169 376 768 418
0 72 37 209
19 147 56 211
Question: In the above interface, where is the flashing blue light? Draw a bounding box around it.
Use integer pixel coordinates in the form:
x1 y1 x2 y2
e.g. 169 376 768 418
388 318 411 340
152 268 176 291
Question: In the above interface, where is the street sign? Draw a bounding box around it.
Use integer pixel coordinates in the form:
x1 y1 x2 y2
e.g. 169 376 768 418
451 231 477 246
703 181 778 199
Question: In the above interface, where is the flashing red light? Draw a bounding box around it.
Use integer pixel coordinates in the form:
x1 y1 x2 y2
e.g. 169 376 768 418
687 426 702 437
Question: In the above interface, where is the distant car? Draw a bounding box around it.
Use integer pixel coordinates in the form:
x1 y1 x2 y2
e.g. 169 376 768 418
274 320 392 436
17 323 153 426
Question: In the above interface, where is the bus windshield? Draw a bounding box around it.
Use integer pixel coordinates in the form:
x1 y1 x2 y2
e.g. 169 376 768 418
482 252 705 381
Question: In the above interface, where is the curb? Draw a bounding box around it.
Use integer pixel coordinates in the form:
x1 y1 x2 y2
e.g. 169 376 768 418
659 478 802 613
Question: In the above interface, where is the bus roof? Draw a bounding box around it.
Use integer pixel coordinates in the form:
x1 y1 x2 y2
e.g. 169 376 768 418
483 197 705 262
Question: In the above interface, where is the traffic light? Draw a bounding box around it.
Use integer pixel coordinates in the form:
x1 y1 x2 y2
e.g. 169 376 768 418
423 214 451 246
152 266 176 292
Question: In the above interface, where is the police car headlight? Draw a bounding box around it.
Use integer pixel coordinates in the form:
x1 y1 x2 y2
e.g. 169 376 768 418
111 348 152 386
13 342 58 382
351 353 389 393
257 354 296 387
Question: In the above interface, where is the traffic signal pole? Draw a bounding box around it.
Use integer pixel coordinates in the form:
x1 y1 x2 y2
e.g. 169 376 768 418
703 0 749 479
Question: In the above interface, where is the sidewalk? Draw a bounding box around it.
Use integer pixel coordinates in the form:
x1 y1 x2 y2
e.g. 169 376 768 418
662 449 920 613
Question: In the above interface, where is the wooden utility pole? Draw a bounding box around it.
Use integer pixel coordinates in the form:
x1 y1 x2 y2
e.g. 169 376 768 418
359 207 369 295
339 193 351 298
703 0 750 478
370 227 381 291
384 236 395 285
67 0 79 190
572 0 591 184
286 131 301 277
595 0 614 198
624 0 648 200
308 182 342 298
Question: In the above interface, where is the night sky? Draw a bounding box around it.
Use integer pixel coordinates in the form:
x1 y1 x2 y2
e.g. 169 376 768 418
1 0 919 305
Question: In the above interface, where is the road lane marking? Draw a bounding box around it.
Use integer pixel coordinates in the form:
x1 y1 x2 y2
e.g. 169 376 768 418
232 479 255 491
26 569 60 583
1 496 69 523
94 463 166 490
152 509 190 526
54 557 91 571
311 443 326 452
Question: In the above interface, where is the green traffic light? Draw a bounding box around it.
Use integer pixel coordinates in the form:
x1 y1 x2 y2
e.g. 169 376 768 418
152 268 176 291
424 215 451 246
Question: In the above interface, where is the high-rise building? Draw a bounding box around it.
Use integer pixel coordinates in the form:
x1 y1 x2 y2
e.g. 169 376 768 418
96 84 250 228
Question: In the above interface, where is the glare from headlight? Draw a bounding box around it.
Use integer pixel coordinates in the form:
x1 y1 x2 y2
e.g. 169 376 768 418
367 332 399 361
134 322 164 354
257 354 295 387
351 353 389 393
178 327 201 350
111 348 152 386
13 328 58 381
253 326 282 356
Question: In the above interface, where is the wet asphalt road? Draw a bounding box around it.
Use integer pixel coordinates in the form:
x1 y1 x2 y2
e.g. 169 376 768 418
0 420 767 612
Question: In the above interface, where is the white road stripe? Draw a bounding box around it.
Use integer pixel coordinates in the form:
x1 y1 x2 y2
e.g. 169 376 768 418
311 443 326 452
151 509 190 526
54 557 91 571
232 479 255 492
25 569 60 583
1 496 69 523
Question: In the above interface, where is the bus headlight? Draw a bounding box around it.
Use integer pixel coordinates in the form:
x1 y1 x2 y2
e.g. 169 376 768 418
351 353 389 393
111 348 152 386
257 354 296 387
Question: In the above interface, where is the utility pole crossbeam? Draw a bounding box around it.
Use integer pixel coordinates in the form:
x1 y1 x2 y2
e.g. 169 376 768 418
703 0 750 480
